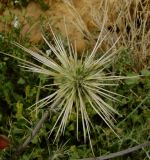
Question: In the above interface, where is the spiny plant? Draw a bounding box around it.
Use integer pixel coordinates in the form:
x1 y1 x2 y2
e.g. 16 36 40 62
1 25 136 152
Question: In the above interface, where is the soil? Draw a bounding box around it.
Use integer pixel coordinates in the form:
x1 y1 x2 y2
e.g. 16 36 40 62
0 0 149 54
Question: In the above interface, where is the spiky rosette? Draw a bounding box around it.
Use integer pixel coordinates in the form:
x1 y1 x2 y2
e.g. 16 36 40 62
1 26 137 151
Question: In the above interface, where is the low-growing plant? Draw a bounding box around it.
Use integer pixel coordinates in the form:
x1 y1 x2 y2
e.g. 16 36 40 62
1 24 139 155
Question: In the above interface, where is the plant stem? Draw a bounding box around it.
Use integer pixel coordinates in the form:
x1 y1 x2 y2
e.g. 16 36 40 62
12 110 50 159
80 141 150 160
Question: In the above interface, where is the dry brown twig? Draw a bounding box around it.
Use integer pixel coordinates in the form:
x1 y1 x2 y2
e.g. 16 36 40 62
12 110 50 159
81 141 150 160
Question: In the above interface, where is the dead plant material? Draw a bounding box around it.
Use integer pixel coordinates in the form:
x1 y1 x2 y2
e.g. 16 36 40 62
0 0 149 69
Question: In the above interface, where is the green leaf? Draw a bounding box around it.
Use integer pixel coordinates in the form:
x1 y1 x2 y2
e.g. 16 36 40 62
16 101 23 119
68 123 75 131
32 135 40 144
141 69 150 77
17 77 25 85
125 73 140 85
25 85 30 98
